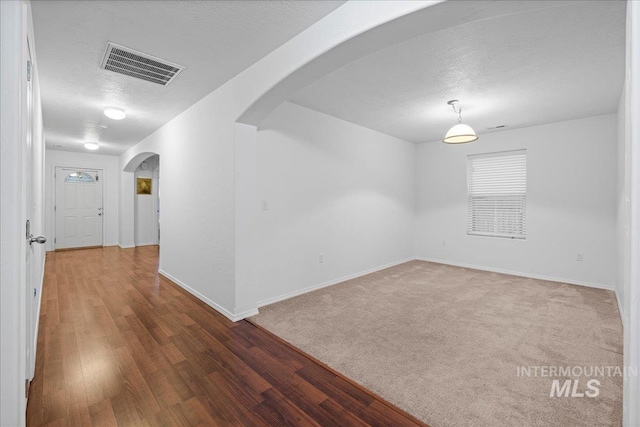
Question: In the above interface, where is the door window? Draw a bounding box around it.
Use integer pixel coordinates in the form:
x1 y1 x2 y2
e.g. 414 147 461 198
64 171 94 183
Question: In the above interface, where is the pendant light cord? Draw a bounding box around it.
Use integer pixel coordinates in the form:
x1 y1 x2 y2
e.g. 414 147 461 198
451 101 462 123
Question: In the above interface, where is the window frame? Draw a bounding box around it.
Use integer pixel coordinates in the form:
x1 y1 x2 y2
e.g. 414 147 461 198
467 149 527 240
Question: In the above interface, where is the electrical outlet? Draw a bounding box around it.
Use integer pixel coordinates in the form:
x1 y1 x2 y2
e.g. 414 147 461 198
319 254 324 264
577 253 584 262
261 200 268 211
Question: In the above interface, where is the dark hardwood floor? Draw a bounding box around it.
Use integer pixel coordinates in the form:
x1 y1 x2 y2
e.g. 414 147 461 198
26 246 427 426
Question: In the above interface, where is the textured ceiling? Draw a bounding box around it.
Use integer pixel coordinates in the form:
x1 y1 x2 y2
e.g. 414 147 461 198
32 0 345 155
290 1 626 144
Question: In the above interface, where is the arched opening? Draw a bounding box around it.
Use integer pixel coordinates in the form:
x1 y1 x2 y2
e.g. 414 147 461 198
122 152 160 248
133 155 160 247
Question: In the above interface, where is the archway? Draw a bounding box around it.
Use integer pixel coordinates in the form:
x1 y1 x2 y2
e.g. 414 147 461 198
121 152 160 248
133 155 160 247
230 0 557 317
117 0 557 320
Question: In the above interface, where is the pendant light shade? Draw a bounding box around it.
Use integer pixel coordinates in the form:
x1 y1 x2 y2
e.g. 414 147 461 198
443 100 477 144
443 123 478 144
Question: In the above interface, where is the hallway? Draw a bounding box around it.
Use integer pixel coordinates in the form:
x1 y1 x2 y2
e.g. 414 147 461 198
26 247 424 427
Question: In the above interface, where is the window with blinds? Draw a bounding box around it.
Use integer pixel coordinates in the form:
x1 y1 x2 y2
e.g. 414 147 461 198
467 150 527 239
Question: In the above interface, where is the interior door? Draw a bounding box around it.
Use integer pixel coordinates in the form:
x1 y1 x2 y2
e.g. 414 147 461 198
24 38 35 382
55 168 103 249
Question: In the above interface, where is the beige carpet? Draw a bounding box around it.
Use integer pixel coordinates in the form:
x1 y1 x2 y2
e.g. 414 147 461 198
250 260 623 427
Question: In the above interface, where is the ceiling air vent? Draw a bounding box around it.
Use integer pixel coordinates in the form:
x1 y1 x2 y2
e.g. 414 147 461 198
100 42 184 86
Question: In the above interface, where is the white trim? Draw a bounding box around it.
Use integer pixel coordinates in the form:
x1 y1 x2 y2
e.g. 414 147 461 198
158 269 258 322
615 288 624 324
1 2 28 423
257 257 415 308
118 244 135 249
416 257 614 291
152 167 159 246
233 307 260 321
30 257 45 380
625 2 640 426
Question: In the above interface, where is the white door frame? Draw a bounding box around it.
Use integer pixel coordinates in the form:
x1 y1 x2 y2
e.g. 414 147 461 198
153 166 159 245
52 166 104 250
1 2 33 425
24 33 35 384
626 2 640 426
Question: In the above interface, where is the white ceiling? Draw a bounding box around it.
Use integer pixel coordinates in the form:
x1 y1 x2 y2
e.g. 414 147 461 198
290 1 626 144
32 0 345 155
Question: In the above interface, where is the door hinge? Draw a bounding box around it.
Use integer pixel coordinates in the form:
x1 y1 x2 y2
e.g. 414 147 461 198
25 379 29 398
26 60 31 82
26 219 30 239
96 174 99 182
54 205 56 211
54 237 56 244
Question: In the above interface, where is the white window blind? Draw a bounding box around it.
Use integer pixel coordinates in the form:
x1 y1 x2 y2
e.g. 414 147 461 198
467 150 527 239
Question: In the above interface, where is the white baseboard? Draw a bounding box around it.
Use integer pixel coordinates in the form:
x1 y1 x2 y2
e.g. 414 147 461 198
118 244 135 249
160 256 615 322
30 257 46 380
158 269 258 322
135 243 158 247
232 307 260 320
614 289 625 326
257 257 415 308
48 244 118 252
416 257 615 291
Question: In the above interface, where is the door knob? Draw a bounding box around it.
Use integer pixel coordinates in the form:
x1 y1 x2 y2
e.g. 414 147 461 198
29 235 46 245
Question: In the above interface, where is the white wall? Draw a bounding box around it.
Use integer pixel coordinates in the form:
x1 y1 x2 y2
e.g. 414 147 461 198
134 155 159 246
1 1 45 425
118 1 500 320
255 102 415 305
44 150 119 251
617 82 630 319
416 114 617 289
622 2 640 425
1 3 26 424
119 93 240 316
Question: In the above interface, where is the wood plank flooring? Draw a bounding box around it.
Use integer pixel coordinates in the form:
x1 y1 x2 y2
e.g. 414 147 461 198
27 246 427 427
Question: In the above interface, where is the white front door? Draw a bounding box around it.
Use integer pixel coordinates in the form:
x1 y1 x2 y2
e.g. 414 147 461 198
55 167 103 249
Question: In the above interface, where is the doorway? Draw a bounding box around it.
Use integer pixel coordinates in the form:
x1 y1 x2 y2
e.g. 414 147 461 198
54 167 103 249
134 155 160 247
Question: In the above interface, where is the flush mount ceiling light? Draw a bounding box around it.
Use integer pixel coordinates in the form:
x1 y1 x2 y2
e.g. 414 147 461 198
104 106 126 120
84 142 99 150
443 100 478 144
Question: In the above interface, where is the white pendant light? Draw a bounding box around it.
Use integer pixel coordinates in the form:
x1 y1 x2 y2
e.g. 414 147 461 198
104 106 126 120
84 142 99 150
443 100 478 144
